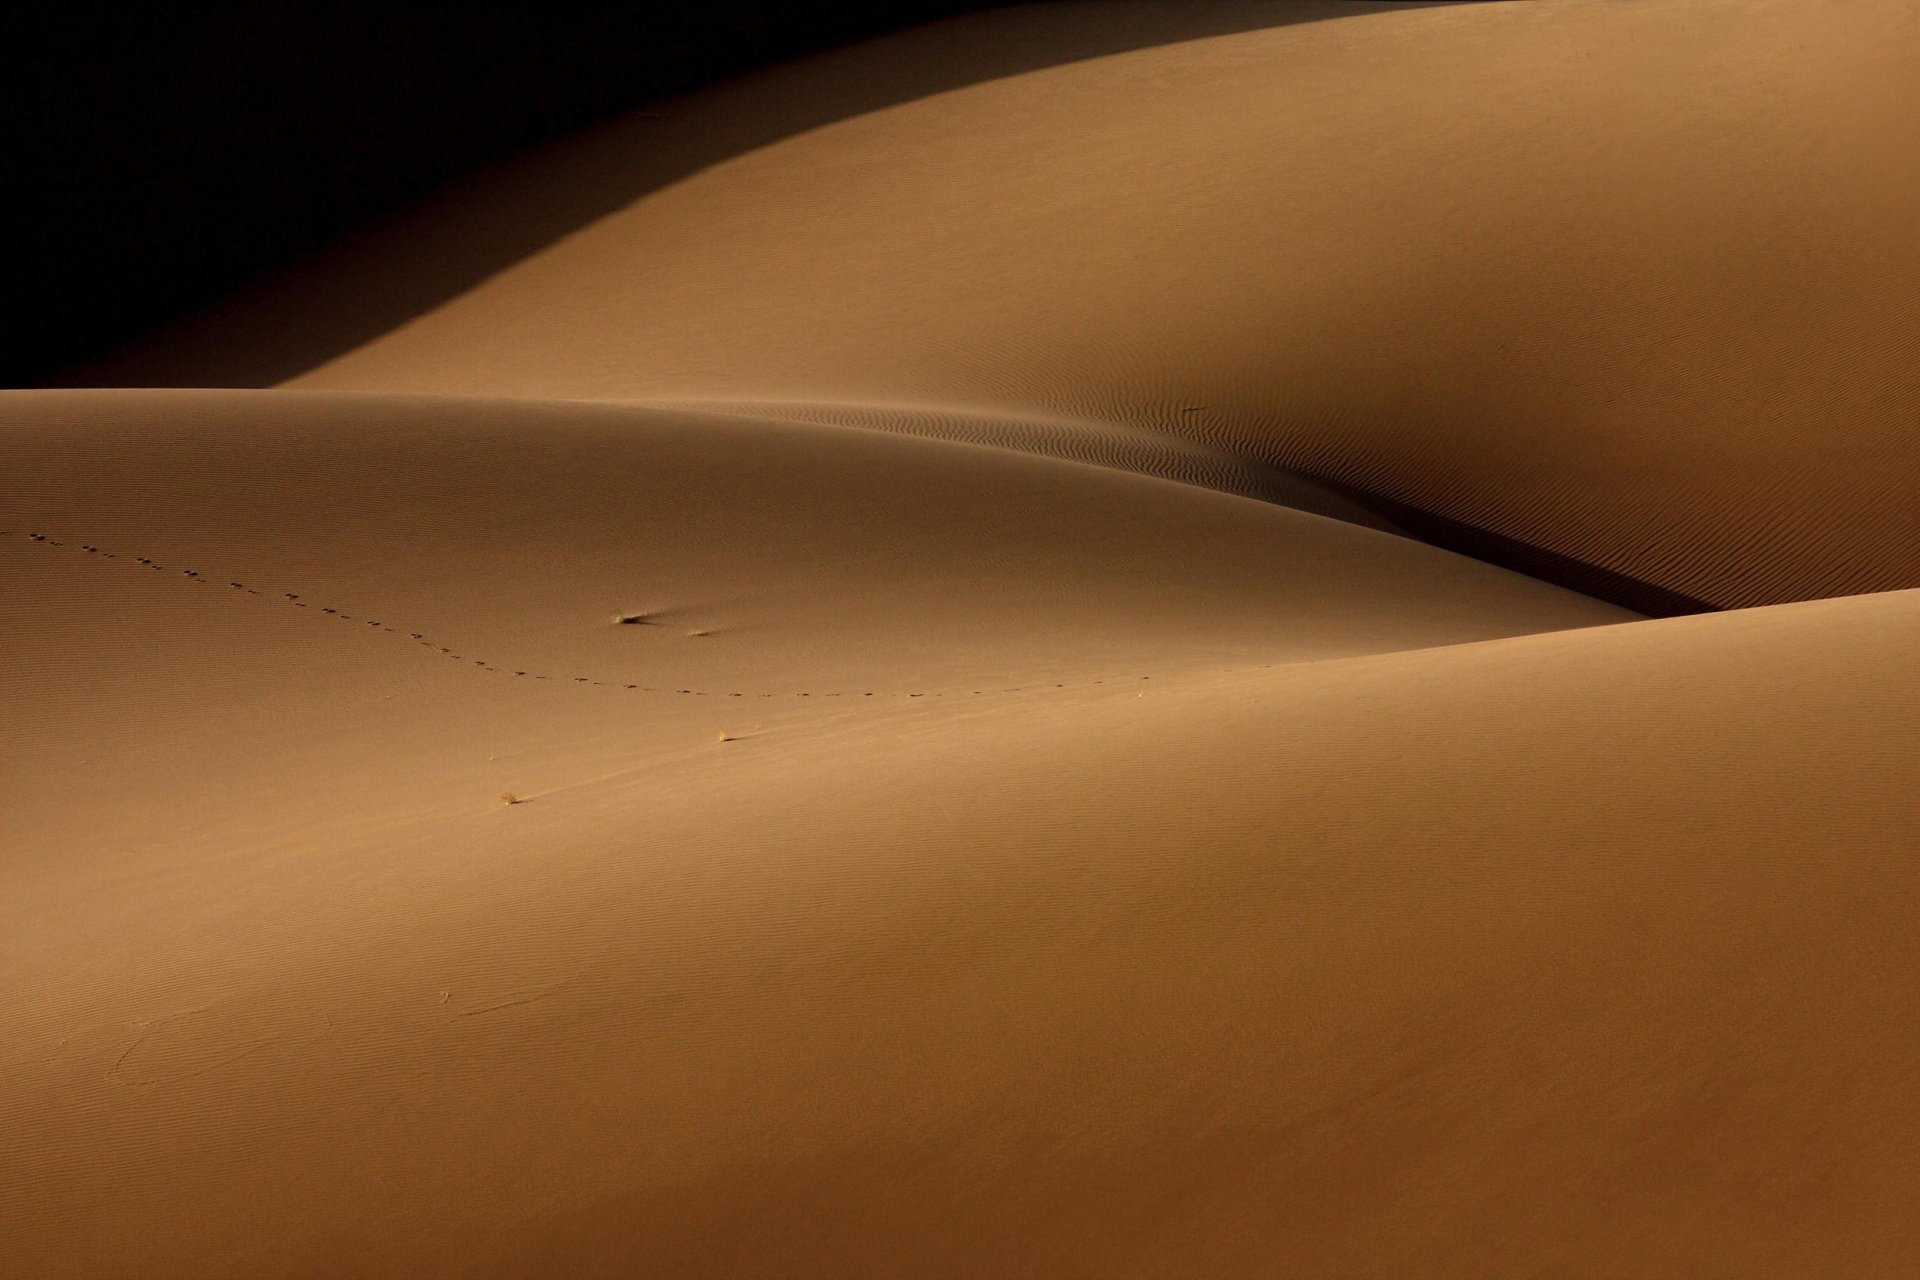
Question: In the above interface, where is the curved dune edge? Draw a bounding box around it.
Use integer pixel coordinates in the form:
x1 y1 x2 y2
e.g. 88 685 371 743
632 394 1409 535
0 388 1628 692
3 579 1915 1275
0 383 1632 911
632 396 1737 616
10 0 1920 1273
73 0 1920 610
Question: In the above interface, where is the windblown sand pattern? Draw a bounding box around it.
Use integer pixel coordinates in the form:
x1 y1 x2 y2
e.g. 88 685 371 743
6 2 1918 1275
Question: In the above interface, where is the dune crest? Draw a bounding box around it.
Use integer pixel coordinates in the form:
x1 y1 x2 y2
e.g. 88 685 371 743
8 1 1920 1275
77 0 1920 609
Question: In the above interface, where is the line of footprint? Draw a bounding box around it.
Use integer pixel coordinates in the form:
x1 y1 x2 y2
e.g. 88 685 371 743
6 529 1201 700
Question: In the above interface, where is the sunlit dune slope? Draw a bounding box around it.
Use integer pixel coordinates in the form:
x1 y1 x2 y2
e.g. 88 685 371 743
0 384 1626 906
0 385 1645 1274
0 388 1623 696
84 0 1920 608
9 0 1920 1274
4 502 1915 1273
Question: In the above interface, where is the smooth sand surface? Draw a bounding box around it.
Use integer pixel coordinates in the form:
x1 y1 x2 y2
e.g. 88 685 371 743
81 0 1920 609
9 1 1920 1275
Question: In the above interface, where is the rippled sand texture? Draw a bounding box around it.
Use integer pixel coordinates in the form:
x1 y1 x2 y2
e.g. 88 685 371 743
7 1 1919 1276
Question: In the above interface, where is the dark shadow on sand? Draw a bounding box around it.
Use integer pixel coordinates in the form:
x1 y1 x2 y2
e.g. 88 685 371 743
57 3 1460 388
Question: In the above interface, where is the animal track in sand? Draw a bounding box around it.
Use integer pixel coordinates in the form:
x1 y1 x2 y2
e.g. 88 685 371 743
9 529 1197 701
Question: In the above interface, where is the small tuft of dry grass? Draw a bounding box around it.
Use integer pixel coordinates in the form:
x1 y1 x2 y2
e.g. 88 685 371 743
500 791 522 806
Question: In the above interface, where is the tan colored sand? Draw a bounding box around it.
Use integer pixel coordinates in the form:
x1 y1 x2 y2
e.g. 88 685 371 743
83 0 1920 608
0 385 1624 906
4 388 1917 1275
8 0 1920 1275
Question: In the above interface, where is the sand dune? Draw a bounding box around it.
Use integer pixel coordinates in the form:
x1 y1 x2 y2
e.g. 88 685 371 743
79 0 1920 610
9 0 1920 1275
5 470 1914 1271
0 386 1624 901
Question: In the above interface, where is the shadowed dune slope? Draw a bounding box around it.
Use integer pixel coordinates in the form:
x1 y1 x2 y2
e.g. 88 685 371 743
81 0 1920 609
29 2 1460 387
